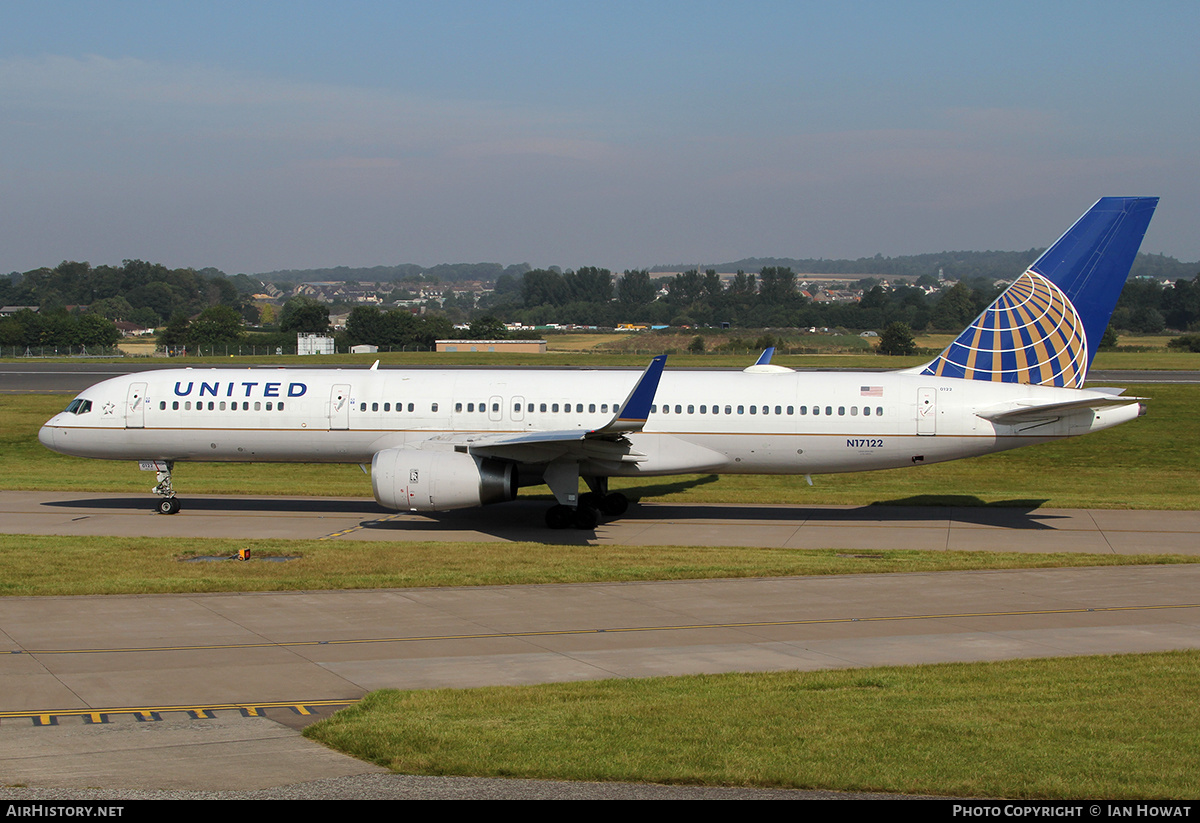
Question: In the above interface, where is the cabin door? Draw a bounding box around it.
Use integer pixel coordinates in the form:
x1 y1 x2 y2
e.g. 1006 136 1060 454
917 388 937 435
125 382 147 428
330 384 351 430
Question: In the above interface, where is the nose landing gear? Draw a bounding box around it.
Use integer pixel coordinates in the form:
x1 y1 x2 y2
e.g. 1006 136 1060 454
149 461 181 514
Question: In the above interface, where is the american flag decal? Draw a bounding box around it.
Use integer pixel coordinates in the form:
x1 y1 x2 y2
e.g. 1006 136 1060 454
860 386 883 397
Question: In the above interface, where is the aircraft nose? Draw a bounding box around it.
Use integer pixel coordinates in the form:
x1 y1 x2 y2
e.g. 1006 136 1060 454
38 423 56 450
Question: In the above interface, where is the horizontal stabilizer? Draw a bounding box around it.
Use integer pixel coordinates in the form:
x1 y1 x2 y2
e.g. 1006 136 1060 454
976 395 1143 424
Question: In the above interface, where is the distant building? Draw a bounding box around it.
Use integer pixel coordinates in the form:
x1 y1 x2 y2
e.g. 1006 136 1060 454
298 333 335 355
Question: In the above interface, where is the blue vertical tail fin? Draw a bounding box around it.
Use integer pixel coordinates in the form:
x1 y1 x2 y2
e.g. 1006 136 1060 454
921 197 1158 387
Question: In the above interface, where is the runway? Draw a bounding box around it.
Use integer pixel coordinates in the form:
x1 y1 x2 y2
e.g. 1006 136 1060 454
3 490 1199 555
2 564 1199 793
4 490 1200 794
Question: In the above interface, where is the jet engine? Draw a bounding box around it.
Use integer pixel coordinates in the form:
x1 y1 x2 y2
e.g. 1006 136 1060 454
371 448 517 511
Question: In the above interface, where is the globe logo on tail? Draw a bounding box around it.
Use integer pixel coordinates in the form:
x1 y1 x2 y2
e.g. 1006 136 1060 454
923 271 1087 388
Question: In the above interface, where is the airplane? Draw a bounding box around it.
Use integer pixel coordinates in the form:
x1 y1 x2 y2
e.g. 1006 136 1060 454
39 196 1158 529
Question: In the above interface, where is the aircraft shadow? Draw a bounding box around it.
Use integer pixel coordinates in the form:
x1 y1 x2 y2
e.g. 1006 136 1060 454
40 489 1062 542
360 495 1064 543
41 496 391 515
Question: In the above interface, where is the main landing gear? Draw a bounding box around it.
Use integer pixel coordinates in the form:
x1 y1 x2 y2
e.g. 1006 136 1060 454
543 471 629 530
152 461 181 514
543 493 628 530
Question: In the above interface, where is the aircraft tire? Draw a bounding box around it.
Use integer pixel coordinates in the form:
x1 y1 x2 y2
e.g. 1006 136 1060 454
572 505 599 531
579 491 602 510
545 504 573 529
157 498 181 515
600 492 628 516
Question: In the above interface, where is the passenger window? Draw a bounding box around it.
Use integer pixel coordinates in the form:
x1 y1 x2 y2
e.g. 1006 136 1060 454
159 401 166 410
431 403 438 412
589 404 596 413
173 401 179 410
601 404 608 413
254 402 261 411
876 406 883 416
371 402 378 412
687 405 694 414
552 403 559 413
826 406 833 416
700 405 707 414
278 403 285 411
813 406 820 416
786 406 794 415
737 405 744 415
851 407 858 416
750 406 757 415
407 403 414 412
456 403 463 412
724 405 731 414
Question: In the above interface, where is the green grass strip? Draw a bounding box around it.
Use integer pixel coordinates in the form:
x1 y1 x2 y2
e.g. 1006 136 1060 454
0 533 1195 596
305 651 1200 798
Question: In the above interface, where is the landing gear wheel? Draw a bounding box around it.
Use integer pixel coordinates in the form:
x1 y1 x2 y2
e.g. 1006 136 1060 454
600 492 628 516
545 504 573 529
571 505 599 531
157 497 181 515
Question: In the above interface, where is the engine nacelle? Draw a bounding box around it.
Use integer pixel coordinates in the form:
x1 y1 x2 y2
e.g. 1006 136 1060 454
371 448 517 512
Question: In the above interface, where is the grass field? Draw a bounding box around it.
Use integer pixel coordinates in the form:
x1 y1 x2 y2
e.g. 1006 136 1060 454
304 651 1200 798
0 534 1189 597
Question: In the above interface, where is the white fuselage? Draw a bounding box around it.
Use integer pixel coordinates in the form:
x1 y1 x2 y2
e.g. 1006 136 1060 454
38 366 1140 477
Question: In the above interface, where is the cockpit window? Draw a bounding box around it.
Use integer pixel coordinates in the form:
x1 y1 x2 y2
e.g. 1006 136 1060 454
64 399 93 415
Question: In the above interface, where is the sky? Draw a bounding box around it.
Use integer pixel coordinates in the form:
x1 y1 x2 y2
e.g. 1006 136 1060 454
2 1 1197 275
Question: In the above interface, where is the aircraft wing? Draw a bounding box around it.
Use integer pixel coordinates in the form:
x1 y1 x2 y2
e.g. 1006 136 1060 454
414 356 666 463
975 394 1144 424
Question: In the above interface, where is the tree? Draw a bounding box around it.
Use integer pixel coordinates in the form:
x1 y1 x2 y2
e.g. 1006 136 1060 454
280 296 330 334
468 315 508 340
878 322 917 356
157 311 192 349
617 270 655 305
186 305 244 347
1099 324 1119 350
